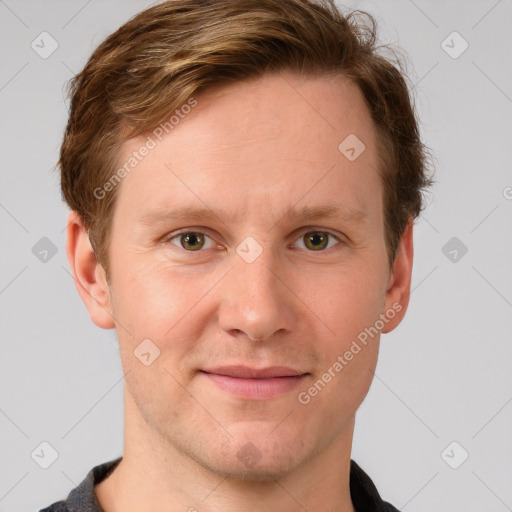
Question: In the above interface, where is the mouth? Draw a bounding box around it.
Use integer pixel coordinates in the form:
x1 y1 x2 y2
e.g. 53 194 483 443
199 365 309 400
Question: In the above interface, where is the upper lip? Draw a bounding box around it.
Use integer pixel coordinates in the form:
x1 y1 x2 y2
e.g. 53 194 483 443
202 365 307 379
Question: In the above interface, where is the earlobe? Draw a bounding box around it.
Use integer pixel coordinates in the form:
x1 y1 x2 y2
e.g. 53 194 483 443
381 218 414 334
66 211 115 329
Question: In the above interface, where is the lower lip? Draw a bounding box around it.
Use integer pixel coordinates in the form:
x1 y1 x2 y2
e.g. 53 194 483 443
201 372 308 400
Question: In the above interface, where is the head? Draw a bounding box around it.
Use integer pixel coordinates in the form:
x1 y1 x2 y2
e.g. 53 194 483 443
63 0 433 480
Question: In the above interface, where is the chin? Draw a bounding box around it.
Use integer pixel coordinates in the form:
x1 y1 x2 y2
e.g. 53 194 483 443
193 434 309 482
206 455 301 482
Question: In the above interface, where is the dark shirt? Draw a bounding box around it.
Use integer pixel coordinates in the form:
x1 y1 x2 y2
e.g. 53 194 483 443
38 457 400 512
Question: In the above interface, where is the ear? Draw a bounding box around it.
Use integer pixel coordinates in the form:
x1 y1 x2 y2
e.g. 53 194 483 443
66 211 115 329
381 217 414 334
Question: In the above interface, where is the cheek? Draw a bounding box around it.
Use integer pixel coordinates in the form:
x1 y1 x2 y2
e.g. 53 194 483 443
296 261 386 339
296 263 384 392
300 329 380 420
110 256 204 332
108 258 210 377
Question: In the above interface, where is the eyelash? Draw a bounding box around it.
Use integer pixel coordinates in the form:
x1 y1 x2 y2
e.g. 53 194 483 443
162 228 344 254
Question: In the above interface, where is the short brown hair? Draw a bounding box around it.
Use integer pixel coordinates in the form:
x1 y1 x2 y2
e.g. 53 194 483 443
59 0 433 278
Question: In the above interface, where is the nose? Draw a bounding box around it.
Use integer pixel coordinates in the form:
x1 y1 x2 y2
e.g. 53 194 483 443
217 246 297 342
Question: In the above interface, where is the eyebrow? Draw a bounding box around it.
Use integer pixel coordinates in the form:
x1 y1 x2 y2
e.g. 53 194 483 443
138 203 368 228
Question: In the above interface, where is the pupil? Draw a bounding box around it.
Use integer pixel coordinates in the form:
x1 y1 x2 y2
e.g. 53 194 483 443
308 232 326 250
184 233 202 250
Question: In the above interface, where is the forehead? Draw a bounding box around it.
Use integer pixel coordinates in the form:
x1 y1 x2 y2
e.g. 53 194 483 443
160 71 376 157
113 71 382 226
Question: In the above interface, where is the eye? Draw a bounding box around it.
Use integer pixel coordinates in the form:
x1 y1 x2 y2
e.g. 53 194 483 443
166 231 217 251
293 230 343 251
163 228 343 253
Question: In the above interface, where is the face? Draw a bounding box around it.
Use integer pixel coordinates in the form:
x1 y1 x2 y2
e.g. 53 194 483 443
74 71 412 480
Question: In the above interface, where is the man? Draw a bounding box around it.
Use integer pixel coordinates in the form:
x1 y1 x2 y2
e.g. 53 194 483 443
40 0 433 510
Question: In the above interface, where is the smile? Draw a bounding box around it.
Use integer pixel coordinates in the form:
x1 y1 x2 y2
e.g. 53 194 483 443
199 366 309 400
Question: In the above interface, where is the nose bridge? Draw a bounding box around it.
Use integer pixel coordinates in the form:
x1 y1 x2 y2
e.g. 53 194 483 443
217 235 295 341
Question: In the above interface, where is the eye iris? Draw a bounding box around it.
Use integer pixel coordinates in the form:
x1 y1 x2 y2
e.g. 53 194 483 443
181 232 204 250
305 232 328 251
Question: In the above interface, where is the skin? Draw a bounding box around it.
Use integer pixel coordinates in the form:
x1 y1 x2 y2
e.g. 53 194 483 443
67 70 413 512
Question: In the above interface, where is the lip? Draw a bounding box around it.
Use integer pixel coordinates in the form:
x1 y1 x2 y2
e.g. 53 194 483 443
202 365 306 379
200 365 309 400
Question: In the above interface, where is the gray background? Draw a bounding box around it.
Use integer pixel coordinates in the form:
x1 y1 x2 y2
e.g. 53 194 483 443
1 0 511 511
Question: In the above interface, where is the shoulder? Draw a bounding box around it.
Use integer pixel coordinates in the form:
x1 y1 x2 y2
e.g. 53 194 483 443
38 501 69 512
350 459 401 512
37 457 122 512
